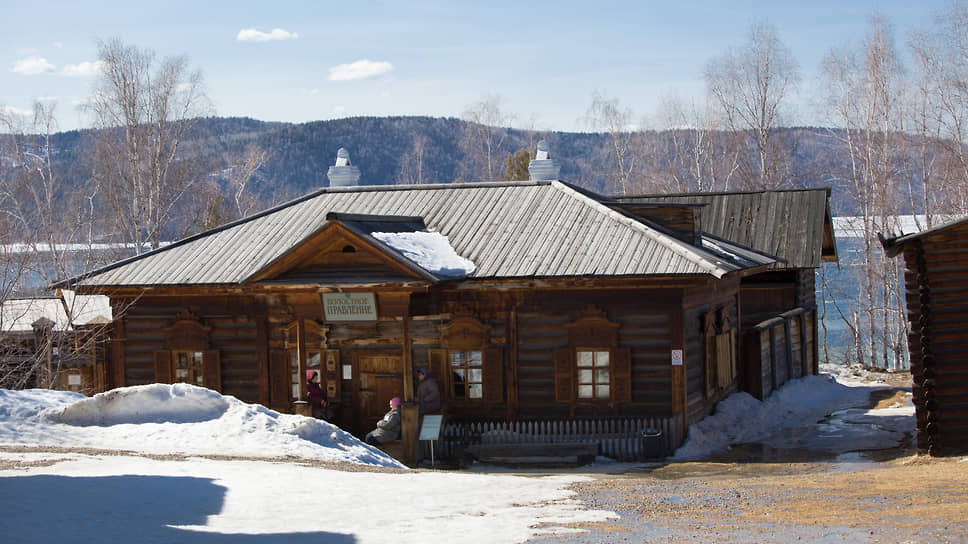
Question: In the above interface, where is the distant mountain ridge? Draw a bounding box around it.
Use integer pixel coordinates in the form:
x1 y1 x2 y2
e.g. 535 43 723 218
1 115 884 215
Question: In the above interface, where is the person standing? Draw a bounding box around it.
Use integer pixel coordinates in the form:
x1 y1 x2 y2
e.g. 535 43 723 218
306 370 330 420
416 367 441 415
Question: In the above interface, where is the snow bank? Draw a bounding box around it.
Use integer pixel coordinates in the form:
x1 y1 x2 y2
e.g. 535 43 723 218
672 373 873 460
0 384 404 469
373 231 476 278
47 383 230 426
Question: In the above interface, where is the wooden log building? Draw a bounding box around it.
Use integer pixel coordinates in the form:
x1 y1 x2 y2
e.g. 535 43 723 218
881 217 968 456
617 189 838 400
56 149 836 463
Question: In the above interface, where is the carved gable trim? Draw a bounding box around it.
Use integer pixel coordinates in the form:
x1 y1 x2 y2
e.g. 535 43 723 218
565 305 620 348
441 315 489 350
163 311 212 351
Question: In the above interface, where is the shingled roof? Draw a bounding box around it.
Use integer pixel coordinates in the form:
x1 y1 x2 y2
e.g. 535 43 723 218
616 188 837 269
61 181 774 289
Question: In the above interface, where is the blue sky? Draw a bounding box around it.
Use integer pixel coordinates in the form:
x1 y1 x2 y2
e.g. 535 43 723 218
0 0 951 132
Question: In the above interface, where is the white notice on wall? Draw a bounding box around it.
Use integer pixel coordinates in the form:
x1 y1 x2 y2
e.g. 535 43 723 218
671 349 683 366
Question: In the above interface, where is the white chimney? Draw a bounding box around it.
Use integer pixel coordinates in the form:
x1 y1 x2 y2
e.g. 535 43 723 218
327 147 361 187
528 140 561 181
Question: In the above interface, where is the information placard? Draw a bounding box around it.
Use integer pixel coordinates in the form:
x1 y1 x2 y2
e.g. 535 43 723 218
671 349 683 366
419 414 443 441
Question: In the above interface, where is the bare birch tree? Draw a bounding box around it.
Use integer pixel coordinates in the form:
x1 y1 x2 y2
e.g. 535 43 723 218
908 2 968 221
583 92 643 195
820 15 909 369
705 21 800 190
0 103 114 389
459 94 514 182
648 95 741 193
396 133 429 185
86 38 213 253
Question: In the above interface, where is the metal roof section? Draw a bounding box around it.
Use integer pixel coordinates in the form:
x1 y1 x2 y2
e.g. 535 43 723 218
65 181 773 288
879 215 968 257
617 188 837 269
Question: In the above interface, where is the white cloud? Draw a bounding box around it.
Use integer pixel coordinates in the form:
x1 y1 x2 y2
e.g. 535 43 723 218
328 59 394 81
236 28 299 42
53 42 63 49
61 61 104 77
309 88 320 95
0 105 32 117
11 56 56 75
333 105 345 114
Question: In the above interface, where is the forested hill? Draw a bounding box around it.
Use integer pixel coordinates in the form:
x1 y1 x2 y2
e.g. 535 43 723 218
5 115 896 215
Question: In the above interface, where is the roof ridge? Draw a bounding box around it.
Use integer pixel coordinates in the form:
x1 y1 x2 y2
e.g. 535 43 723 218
550 181 730 278
618 187 832 198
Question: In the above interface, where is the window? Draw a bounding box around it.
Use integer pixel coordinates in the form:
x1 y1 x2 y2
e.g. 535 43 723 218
554 306 630 404
432 316 504 404
174 351 204 386
157 311 220 391
576 349 610 399
450 350 483 399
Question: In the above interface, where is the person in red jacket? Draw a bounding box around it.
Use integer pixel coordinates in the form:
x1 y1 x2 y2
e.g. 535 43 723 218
306 370 331 420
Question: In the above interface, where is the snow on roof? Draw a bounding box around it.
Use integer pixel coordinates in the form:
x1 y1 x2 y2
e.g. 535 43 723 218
59 289 112 326
1 298 68 333
1 383 403 468
1 291 112 333
372 231 477 279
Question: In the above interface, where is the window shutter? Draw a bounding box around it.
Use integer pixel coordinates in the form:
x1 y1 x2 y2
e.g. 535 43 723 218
612 347 632 403
269 349 290 408
428 349 448 396
203 350 221 392
703 312 717 397
323 349 341 400
716 334 733 389
553 348 573 403
80 365 94 394
482 347 504 403
153 350 171 383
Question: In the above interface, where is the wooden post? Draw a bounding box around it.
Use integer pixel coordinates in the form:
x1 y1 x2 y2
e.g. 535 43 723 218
111 317 126 388
257 318 269 405
670 311 687 430
401 403 418 465
403 311 414 403
507 302 519 420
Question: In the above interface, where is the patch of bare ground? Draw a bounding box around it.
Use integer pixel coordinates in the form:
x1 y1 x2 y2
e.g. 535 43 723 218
532 455 968 543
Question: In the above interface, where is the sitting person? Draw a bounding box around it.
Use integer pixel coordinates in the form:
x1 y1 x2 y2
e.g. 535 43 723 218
306 370 331 420
365 397 402 446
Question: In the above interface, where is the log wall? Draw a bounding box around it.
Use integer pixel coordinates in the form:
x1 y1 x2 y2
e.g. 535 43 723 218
902 227 968 456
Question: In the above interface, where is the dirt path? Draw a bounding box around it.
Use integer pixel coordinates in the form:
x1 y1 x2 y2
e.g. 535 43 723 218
527 372 967 543
524 454 968 543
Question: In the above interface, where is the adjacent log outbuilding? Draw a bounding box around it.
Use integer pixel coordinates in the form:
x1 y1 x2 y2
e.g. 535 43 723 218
881 218 968 456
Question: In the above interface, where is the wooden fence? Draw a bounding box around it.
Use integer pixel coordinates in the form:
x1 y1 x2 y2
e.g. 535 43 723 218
438 415 682 461
742 307 817 400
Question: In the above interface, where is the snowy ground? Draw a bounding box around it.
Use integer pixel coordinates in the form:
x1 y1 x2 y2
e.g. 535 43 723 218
0 365 922 543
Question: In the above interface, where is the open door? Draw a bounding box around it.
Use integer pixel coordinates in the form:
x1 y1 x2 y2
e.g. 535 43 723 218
355 352 404 433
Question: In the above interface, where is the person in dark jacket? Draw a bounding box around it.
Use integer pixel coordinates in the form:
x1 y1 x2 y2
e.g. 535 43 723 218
365 397 402 446
416 367 441 414
306 370 330 420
